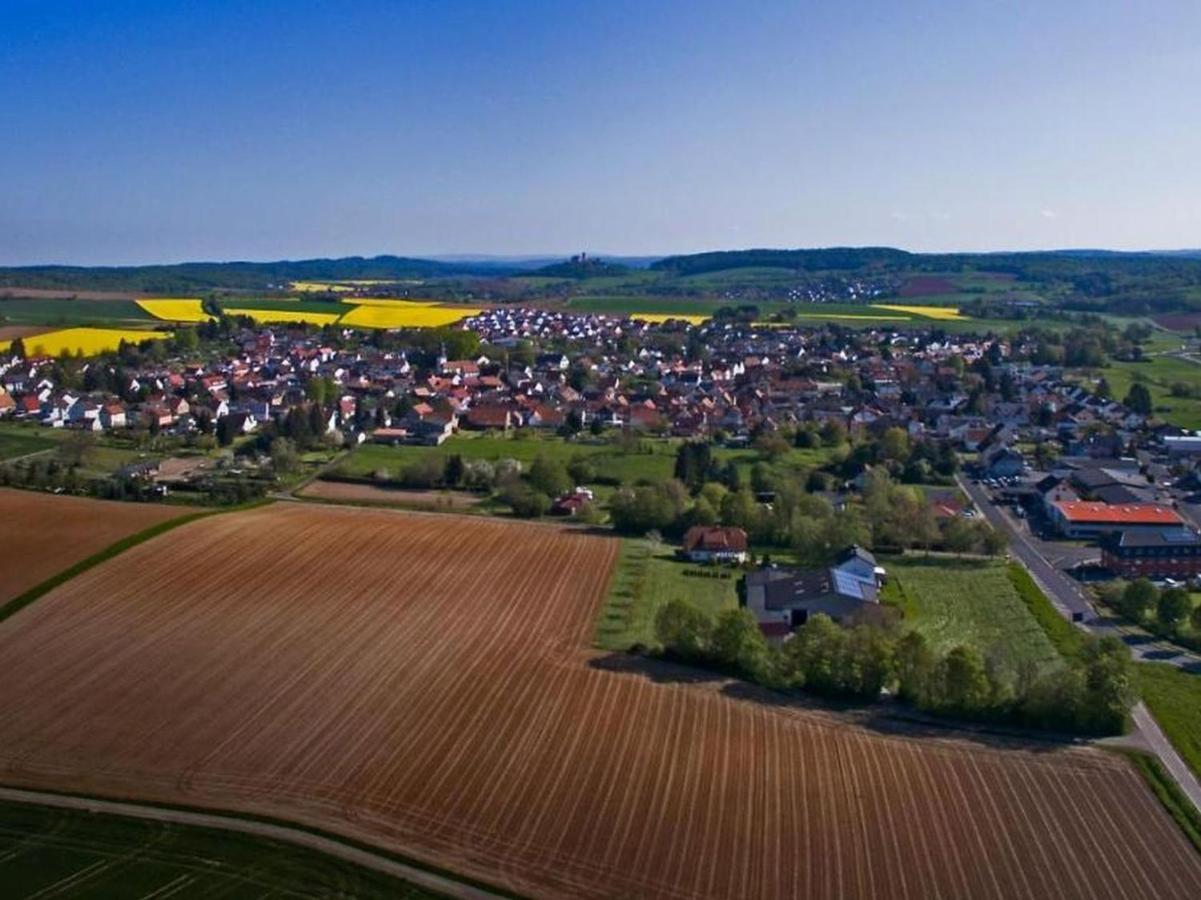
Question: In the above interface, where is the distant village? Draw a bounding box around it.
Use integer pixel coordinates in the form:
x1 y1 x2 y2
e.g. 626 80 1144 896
4 308 1201 634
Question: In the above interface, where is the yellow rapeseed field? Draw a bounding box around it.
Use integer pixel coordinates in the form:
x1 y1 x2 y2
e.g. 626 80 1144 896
338 304 482 329
136 298 213 322
340 298 442 307
17 328 171 358
224 309 343 326
630 313 709 326
872 304 966 320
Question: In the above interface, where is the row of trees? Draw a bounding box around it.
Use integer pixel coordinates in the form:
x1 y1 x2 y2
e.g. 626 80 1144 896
1104 579 1201 649
654 604 1134 735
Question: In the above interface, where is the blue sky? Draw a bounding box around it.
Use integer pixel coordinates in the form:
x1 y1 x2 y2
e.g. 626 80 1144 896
2 0 1199 264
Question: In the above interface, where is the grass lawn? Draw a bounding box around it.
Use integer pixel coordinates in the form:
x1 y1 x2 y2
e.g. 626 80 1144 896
1086 354 1201 430
1137 663 1201 779
595 539 739 650
0 430 54 461
335 433 677 486
882 556 1062 672
0 799 437 898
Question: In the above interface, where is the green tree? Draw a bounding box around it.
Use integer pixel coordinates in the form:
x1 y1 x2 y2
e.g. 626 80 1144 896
1121 578 1157 621
655 599 713 660
269 437 300 476
527 456 571 498
1124 382 1152 415
932 645 992 715
443 454 465 487
1157 588 1192 632
1190 603 1201 634
842 626 894 700
782 614 847 695
893 631 935 704
1080 637 1134 733
710 608 770 678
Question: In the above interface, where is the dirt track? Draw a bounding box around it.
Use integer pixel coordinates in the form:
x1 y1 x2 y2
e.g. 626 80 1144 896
0 502 1198 899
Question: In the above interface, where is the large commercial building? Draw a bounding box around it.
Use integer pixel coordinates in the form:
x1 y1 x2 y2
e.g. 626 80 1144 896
1048 501 1184 539
1100 527 1201 579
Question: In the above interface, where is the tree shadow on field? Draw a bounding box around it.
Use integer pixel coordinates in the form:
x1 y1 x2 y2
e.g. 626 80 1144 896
595 653 1084 755
588 652 728 686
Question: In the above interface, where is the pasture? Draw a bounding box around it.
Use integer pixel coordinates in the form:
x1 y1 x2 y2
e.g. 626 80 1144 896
882 557 1061 672
0 799 435 899
0 488 194 606
0 503 1196 899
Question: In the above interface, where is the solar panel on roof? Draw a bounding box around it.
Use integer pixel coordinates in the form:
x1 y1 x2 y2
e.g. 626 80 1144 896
1163 530 1197 543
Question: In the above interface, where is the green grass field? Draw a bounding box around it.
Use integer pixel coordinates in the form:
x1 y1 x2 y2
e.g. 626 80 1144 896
334 433 677 485
1137 663 1201 779
0 298 154 326
882 556 1062 671
0 430 54 461
595 539 739 650
1093 353 1201 429
0 799 438 899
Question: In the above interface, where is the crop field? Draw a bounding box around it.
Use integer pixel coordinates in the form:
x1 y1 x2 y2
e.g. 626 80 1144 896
0 799 435 899
872 304 966 320
0 327 170 357
0 502 1197 898
224 307 343 326
135 298 213 322
630 312 709 325
338 302 482 329
0 488 193 605
0 297 154 326
883 557 1062 672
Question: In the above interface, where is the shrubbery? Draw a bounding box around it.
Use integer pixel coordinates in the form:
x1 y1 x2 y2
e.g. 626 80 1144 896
653 600 1134 735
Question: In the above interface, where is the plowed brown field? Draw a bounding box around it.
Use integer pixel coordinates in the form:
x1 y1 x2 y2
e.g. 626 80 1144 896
0 488 196 603
0 503 1198 899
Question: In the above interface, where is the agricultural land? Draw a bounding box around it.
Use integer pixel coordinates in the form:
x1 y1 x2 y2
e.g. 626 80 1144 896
0 503 1196 899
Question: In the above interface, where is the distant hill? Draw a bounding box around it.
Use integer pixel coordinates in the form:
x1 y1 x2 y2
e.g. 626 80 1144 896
529 255 632 279
0 255 526 293
651 247 914 276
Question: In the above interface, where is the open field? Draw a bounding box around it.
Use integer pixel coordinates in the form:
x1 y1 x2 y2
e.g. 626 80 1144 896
1083 354 1201 429
0 798 437 899
135 298 213 322
0 430 54 461
224 307 343 326
339 303 482 329
298 478 484 509
0 488 193 604
883 557 1062 672
0 503 1197 898
1138 663 1201 778
0 297 155 327
334 433 677 485
1 327 171 357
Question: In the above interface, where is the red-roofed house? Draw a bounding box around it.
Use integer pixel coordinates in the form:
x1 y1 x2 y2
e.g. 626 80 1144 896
1050 501 1184 539
680 526 749 564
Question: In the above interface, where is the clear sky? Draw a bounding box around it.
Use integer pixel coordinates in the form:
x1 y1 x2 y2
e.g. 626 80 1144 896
2 0 1199 264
